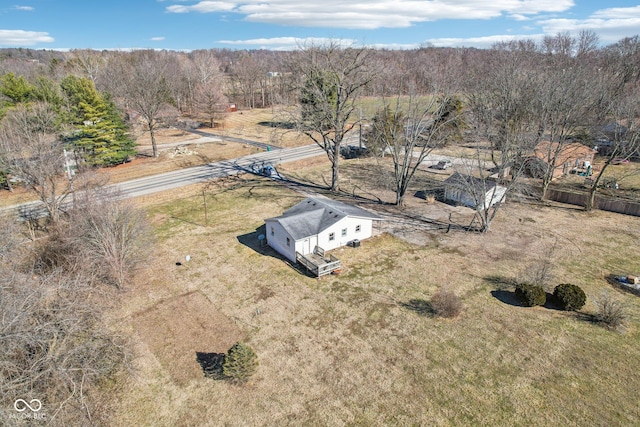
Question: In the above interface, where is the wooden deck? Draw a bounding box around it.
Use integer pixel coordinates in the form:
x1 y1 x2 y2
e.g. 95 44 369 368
296 246 341 277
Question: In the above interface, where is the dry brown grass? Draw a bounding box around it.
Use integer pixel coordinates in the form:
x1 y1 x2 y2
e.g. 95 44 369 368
5 107 640 425
105 160 640 426
215 106 305 148
133 291 242 385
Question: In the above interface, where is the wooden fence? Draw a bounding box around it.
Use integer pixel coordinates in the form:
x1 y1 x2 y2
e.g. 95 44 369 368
544 188 640 217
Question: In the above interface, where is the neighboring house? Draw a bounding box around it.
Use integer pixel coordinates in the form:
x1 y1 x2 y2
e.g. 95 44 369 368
265 197 382 263
444 172 507 209
528 141 596 179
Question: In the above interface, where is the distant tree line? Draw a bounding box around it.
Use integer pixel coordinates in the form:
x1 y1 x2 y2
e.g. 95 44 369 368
1 31 639 220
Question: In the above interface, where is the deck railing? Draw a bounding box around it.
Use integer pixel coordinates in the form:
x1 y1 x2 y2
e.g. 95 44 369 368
296 248 341 277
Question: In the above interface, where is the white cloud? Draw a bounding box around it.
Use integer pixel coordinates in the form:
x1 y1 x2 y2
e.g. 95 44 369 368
0 29 53 46
592 5 640 20
424 33 545 48
167 1 236 13
167 0 575 29
217 36 358 50
13 5 34 11
217 34 548 50
538 5 640 43
151 36 166 41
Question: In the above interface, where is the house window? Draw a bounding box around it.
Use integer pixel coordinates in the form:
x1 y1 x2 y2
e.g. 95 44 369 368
341 228 347 237
329 232 335 241
286 237 290 247
355 225 361 233
270 226 274 236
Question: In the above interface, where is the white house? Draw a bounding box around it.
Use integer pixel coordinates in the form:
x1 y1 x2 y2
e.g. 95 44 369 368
444 172 507 209
265 197 382 263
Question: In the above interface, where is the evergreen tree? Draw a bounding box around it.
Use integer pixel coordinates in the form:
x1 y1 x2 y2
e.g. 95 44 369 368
33 76 64 107
0 73 35 118
222 342 258 383
61 76 136 167
0 73 34 105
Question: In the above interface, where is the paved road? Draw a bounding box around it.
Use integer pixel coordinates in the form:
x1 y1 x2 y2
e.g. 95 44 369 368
2 144 325 218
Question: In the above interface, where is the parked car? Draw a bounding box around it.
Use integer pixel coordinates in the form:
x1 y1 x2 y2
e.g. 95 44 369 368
260 164 279 178
431 160 453 170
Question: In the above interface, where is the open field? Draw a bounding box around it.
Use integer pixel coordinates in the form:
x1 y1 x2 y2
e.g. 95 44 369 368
107 154 640 426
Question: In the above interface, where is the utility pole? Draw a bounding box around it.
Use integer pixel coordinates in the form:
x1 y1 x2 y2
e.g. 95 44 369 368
359 107 363 151
63 148 75 206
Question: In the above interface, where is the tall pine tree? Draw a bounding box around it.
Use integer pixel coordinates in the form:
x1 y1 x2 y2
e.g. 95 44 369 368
61 76 136 167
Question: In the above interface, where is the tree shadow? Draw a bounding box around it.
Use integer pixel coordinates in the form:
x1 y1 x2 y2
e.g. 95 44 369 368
543 292 564 311
400 299 434 317
258 120 295 129
196 351 225 379
573 311 599 324
490 290 522 307
236 226 337 278
485 275 522 306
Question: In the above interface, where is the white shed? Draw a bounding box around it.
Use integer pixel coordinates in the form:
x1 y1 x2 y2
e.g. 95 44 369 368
265 197 382 263
444 172 506 209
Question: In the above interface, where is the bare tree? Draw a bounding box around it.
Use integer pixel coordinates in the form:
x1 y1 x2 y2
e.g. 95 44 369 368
0 209 133 426
532 35 610 199
229 52 266 109
66 49 106 84
290 42 374 191
0 265 128 426
70 188 152 288
190 50 227 127
0 103 71 222
369 87 464 205
195 78 227 128
463 42 542 232
107 50 173 158
585 91 640 211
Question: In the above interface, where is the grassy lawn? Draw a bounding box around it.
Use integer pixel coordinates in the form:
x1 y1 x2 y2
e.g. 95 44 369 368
109 162 640 426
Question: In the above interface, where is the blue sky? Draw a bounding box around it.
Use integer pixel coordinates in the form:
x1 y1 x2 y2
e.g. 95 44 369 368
1 1 640 50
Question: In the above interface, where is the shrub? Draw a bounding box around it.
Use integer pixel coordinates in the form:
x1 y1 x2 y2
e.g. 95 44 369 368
430 289 463 318
222 342 258 383
595 294 626 330
553 283 586 311
515 283 546 307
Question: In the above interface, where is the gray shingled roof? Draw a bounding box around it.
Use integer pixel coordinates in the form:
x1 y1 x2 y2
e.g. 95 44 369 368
265 197 382 241
444 172 498 194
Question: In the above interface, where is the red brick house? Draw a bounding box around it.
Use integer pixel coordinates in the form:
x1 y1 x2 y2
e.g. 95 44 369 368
528 141 597 180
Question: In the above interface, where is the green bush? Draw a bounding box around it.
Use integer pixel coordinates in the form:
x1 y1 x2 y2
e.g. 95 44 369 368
554 283 586 311
515 283 546 307
222 342 258 383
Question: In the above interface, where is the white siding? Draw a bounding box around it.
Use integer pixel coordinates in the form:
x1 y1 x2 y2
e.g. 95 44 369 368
445 186 506 209
317 217 373 251
265 220 297 262
266 216 375 262
294 235 318 257
484 186 506 208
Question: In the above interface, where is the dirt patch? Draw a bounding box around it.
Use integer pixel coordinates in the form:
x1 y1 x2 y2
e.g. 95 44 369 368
133 291 243 385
